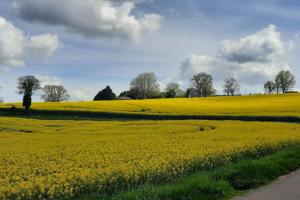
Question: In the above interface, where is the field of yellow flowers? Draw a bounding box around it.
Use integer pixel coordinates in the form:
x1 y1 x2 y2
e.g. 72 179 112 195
1 93 299 117
0 117 299 199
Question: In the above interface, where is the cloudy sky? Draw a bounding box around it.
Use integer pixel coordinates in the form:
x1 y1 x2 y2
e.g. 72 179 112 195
0 0 299 102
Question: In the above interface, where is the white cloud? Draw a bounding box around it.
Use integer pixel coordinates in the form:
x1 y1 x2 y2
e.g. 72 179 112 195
219 25 284 64
0 16 60 70
180 25 292 87
13 0 163 42
141 14 163 33
181 55 216 78
26 34 61 58
36 75 62 87
71 88 97 101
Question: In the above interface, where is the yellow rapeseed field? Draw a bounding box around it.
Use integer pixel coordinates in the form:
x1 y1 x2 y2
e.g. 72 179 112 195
1 93 299 117
0 117 299 199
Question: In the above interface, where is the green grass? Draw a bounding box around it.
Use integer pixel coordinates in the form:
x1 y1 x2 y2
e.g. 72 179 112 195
75 144 300 200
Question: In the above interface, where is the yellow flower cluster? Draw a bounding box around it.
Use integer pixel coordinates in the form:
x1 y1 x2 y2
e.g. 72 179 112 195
1 93 299 117
0 117 299 199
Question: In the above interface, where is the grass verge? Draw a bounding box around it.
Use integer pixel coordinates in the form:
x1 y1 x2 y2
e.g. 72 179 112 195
74 144 300 200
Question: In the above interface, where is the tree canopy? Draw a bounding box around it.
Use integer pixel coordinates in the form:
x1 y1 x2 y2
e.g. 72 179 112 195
130 72 160 99
264 81 276 94
191 72 215 97
165 82 183 98
17 75 41 111
275 70 296 93
94 86 116 101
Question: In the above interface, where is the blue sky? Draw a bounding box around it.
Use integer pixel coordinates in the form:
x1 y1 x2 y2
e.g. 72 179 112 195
0 0 299 102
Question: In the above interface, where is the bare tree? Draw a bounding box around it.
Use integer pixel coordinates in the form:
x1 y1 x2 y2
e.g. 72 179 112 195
165 82 183 98
223 78 240 96
275 70 296 93
191 73 215 97
17 75 41 111
130 72 160 99
42 85 70 102
264 81 276 94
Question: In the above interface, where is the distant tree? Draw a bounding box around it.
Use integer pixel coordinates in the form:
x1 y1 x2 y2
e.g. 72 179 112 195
17 75 41 111
122 89 140 99
185 88 199 98
191 72 215 97
130 72 160 99
165 82 183 98
185 88 191 98
275 76 280 94
275 70 296 93
223 78 240 96
118 90 136 99
264 81 276 94
119 91 130 98
185 88 190 98
41 85 70 102
94 86 116 101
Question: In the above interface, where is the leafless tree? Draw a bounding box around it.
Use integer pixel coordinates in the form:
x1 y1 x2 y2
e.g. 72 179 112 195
41 85 70 102
223 78 240 96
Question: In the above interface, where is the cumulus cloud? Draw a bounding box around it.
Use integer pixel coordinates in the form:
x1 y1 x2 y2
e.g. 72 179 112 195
36 75 62 87
0 16 60 70
181 55 216 78
26 34 61 58
71 88 97 101
219 25 284 64
180 25 292 86
13 0 163 42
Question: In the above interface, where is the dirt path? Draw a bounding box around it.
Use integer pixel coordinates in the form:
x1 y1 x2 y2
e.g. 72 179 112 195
233 169 300 200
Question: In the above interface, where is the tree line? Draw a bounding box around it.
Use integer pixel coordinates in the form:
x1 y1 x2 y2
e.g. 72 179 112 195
0 70 296 111
94 72 240 101
95 70 296 101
